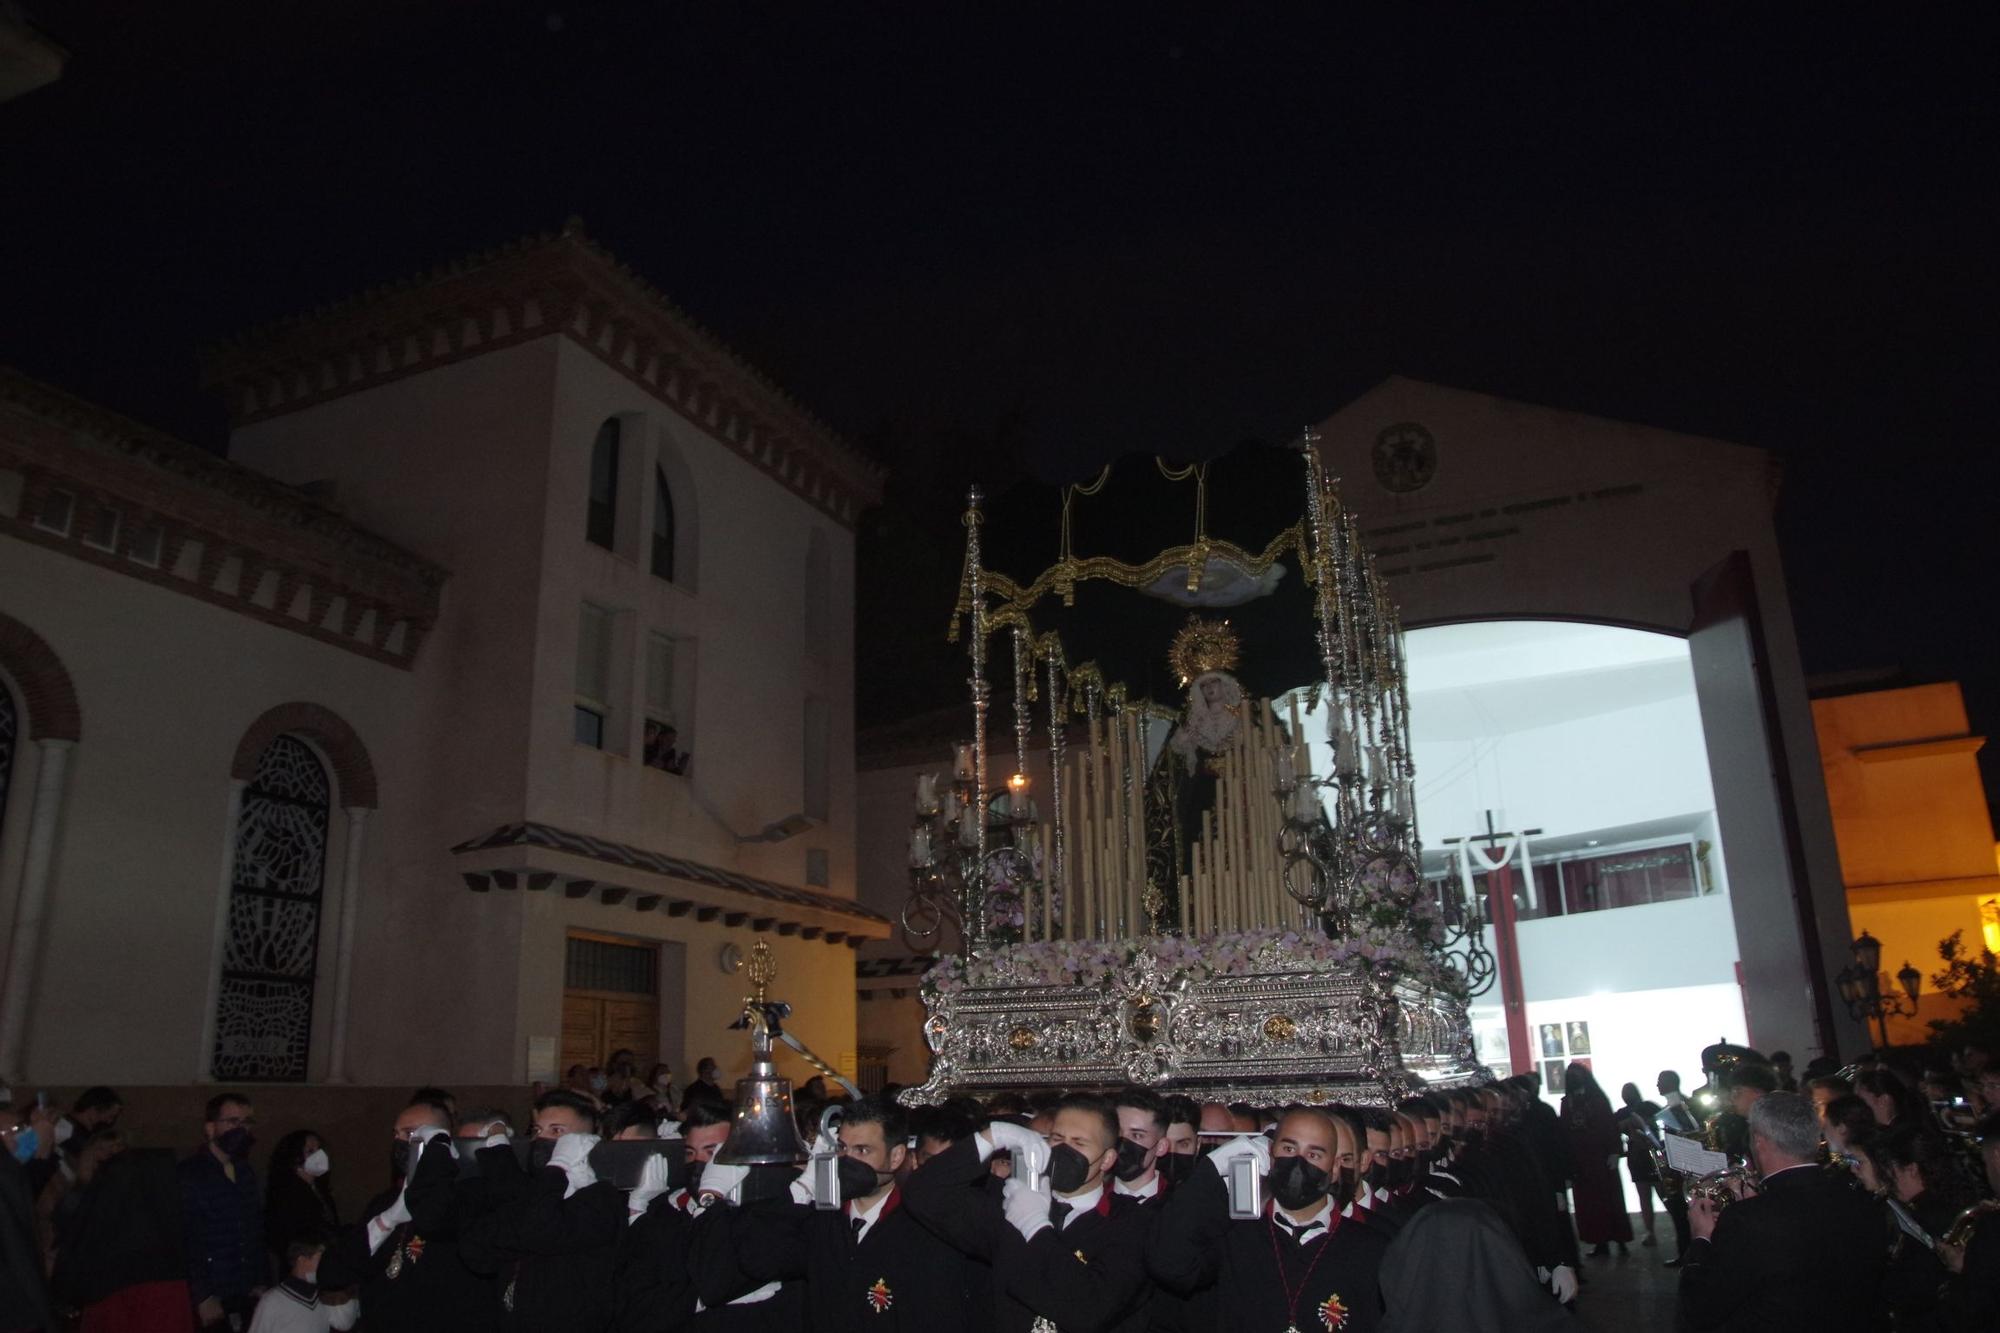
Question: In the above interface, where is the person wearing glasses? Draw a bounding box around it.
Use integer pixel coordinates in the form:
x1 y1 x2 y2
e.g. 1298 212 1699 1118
178 1093 269 1328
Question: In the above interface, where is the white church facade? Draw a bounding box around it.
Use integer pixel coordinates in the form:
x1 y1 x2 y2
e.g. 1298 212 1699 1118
0 227 888 1118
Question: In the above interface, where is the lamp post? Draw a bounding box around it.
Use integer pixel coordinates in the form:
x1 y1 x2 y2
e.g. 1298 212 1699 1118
1835 930 1921 1051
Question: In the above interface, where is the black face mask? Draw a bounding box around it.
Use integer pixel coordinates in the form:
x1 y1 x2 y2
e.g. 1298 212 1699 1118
1112 1137 1153 1183
1047 1143 1093 1195
1363 1161 1388 1190
1156 1151 1197 1187
216 1127 255 1160
526 1138 556 1172
684 1160 705 1194
836 1155 887 1203
1265 1156 1330 1212
390 1141 411 1180
1389 1156 1414 1187
1461 1126 1486 1149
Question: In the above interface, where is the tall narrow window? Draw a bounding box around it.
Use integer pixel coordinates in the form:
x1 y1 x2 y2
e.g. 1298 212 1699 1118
651 467 676 581
215 735 329 1081
587 419 621 550
803 529 830 658
642 632 687 773
0 686 16 843
575 602 612 748
803 694 830 821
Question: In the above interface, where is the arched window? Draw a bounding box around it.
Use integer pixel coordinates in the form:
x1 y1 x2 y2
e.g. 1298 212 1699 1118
651 466 676 581
0 684 16 841
587 418 621 550
215 735 330 1081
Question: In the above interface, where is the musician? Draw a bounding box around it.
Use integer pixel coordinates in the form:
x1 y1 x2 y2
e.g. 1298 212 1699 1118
1866 1123 1975 1332
1657 1070 1702 1134
1147 1107 1390 1332
1678 1092 1885 1331
1711 1064 1776 1160
1938 1111 1999 1332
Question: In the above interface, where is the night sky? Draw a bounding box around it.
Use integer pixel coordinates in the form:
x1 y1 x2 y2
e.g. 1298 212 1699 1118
6 3 1997 793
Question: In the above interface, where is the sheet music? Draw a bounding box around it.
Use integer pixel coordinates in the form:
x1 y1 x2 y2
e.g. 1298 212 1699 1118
1662 1133 1728 1177
1886 1198 1935 1249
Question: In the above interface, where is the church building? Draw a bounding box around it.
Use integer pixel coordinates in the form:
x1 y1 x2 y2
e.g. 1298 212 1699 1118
0 225 887 1123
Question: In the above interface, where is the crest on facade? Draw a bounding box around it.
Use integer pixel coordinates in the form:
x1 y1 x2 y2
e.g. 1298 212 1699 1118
1371 422 1437 494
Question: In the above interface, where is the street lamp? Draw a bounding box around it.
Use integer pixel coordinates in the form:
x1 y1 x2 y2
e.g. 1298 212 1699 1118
1836 931 1921 1051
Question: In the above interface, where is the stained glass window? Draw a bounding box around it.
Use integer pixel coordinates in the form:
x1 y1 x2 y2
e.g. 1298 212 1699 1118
588 419 620 550
214 735 329 1081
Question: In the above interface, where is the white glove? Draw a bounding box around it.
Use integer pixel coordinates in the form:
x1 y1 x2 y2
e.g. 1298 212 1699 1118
656 1119 682 1140
482 1130 512 1150
696 1160 750 1207
1549 1265 1577 1304
1206 1133 1272 1178
1002 1177 1052 1241
628 1153 672 1221
367 1187 413 1252
549 1133 600 1197
979 1119 1047 1164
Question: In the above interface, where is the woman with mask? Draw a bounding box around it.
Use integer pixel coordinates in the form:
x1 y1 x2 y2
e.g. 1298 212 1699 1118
265 1131 340 1277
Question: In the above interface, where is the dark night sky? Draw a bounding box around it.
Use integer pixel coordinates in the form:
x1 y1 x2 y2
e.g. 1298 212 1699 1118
5 3 1998 780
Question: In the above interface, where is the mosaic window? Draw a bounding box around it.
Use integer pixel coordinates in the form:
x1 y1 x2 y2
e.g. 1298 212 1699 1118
214 735 329 1081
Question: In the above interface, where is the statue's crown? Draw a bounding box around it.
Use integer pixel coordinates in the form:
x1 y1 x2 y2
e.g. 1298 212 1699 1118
1168 616 1241 685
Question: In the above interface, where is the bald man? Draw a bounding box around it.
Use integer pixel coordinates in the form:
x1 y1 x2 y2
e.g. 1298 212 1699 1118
1149 1108 1388 1331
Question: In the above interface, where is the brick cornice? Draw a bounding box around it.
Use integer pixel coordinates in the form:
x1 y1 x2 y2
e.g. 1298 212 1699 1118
0 371 444 670
0 612 81 741
232 701 379 807
199 223 888 527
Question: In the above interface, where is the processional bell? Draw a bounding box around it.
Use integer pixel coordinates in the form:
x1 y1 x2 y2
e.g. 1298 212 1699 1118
713 941 806 1166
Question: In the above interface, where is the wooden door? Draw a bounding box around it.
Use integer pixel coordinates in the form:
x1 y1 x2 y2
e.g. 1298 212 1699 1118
561 931 662 1073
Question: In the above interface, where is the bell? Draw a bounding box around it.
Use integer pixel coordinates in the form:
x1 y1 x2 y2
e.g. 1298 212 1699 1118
713 1050 804 1165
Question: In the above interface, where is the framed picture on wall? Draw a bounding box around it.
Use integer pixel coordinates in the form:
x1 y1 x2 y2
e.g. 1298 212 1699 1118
1542 1058 1566 1090
1540 1023 1565 1058
1567 1021 1592 1055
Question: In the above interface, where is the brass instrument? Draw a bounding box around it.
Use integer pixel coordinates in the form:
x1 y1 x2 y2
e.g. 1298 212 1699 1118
1686 1161 1761 1210
1940 1198 2000 1251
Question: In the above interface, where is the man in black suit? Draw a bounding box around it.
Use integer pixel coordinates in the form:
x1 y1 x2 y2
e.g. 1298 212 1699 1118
1678 1090 1886 1331
902 1092 1150 1332
1147 1106 1389 1332
696 1095 979 1331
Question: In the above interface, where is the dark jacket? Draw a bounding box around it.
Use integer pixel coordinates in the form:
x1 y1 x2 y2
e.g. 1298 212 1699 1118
177 1146 266 1309
461 1160 625 1333
0 1152 52 1331
322 1138 500 1332
707 1188 978 1332
1942 1205 1999 1333
1146 1155 1388 1333
51 1148 188 1312
264 1171 339 1270
1677 1163 1887 1331
683 1199 807 1332
613 1194 697 1333
902 1137 1150 1333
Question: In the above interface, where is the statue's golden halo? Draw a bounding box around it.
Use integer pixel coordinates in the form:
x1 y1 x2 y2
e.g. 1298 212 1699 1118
1168 616 1241 686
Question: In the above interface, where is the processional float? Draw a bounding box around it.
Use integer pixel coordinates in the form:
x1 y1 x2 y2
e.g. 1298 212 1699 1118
899 436 1490 1108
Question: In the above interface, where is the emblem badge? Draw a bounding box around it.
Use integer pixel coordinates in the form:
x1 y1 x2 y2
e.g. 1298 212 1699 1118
1317 1291 1350 1329
1371 422 1437 494
866 1278 893 1312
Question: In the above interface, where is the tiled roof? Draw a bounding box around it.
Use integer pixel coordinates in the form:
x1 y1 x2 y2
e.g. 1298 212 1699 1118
451 821 890 926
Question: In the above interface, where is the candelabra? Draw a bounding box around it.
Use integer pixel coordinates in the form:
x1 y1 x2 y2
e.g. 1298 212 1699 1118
904 751 1048 956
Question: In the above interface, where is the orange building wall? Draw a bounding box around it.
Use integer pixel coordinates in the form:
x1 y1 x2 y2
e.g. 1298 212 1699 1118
1813 682 2000 1044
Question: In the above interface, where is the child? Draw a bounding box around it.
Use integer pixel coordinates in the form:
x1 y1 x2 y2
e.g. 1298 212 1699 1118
247 1237 358 1332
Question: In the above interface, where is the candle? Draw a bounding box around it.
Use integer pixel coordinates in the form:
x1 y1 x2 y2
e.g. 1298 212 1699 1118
1336 728 1359 774
915 773 938 814
1293 783 1319 824
1275 748 1295 792
909 825 932 867
953 743 974 780
958 809 980 847
940 790 958 824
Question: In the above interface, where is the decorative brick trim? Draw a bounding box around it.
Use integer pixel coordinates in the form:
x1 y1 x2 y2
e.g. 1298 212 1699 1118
0 612 81 741
230 702 379 808
199 223 887 527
